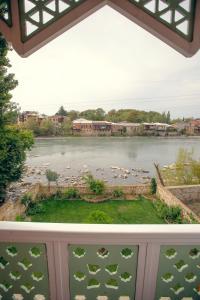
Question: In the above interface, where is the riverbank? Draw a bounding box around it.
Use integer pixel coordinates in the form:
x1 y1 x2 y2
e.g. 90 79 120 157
34 135 200 139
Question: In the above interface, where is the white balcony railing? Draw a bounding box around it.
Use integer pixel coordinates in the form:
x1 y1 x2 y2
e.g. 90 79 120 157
0 222 200 300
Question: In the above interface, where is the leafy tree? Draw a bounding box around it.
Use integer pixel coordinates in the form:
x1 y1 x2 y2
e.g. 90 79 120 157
22 118 41 136
191 160 200 183
175 148 193 184
4 101 20 124
0 127 33 202
166 111 171 124
68 110 79 121
56 106 67 116
0 33 34 202
80 108 105 121
39 119 55 136
61 119 72 136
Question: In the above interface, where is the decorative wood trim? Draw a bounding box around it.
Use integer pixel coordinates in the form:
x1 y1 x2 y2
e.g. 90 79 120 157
0 0 200 57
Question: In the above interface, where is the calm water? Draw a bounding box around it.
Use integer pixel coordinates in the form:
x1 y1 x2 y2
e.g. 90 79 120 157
25 137 200 184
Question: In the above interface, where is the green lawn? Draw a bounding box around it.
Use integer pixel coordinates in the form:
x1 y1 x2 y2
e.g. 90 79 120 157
31 198 165 224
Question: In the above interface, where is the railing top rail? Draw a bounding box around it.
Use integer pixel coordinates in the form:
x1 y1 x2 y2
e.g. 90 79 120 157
0 222 200 237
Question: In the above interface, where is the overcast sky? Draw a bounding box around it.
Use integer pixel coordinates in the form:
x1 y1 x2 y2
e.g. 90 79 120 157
9 5 200 118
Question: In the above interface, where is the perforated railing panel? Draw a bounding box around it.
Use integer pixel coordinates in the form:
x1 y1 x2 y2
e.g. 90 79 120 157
18 0 87 41
129 0 196 41
0 243 50 300
69 245 138 300
155 245 200 300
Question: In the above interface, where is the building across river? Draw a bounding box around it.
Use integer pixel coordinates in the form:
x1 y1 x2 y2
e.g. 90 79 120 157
72 118 177 137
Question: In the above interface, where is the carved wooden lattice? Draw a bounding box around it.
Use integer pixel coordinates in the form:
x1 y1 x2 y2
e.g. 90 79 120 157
129 0 196 41
156 245 200 300
69 245 138 300
19 0 87 41
0 243 50 300
0 0 12 26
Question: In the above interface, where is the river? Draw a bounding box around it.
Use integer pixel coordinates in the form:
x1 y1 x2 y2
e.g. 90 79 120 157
24 137 200 185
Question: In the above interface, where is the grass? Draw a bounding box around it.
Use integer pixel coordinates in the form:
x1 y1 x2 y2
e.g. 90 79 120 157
30 197 165 224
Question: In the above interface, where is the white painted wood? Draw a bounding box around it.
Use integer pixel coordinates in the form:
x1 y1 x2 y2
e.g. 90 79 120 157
135 243 147 300
46 242 57 300
1 222 200 300
142 244 161 300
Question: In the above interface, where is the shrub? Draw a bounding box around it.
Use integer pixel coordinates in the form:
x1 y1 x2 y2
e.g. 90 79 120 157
165 206 182 223
20 193 32 208
45 169 59 190
136 194 144 201
86 210 113 224
150 178 157 194
64 188 80 199
83 173 105 195
15 215 25 222
36 193 48 201
153 199 182 223
112 188 124 198
49 190 63 200
26 202 46 216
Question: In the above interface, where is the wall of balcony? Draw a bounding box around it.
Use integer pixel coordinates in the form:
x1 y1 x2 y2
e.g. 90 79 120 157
0 223 200 300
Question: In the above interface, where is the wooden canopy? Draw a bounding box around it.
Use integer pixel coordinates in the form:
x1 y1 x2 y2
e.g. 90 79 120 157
0 0 200 57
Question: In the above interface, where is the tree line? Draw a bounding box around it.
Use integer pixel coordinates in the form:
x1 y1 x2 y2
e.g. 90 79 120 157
20 106 173 137
56 106 172 123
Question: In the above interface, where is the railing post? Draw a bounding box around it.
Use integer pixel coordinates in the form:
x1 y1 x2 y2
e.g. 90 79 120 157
135 243 147 300
142 244 161 300
46 242 57 300
53 241 71 300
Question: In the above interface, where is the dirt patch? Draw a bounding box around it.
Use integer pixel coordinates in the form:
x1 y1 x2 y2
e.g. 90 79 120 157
187 202 200 217
0 200 25 221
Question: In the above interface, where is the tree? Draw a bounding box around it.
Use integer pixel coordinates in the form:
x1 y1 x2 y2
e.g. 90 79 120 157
68 110 79 121
0 127 33 201
61 119 72 136
0 32 34 202
4 101 20 124
39 119 55 136
166 111 171 124
45 169 59 191
56 106 67 116
22 118 41 136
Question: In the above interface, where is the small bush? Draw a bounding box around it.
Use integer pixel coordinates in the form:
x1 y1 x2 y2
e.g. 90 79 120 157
83 173 105 195
26 202 46 216
64 188 80 199
45 169 59 190
153 199 182 224
86 210 113 224
20 193 32 207
36 193 47 201
53 190 63 199
150 178 157 194
136 194 144 201
112 188 124 198
15 215 25 222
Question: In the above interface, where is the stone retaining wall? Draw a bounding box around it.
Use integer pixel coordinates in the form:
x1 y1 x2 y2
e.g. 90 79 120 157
157 183 200 222
36 183 151 197
0 183 151 221
156 168 200 223
168 185 200 204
